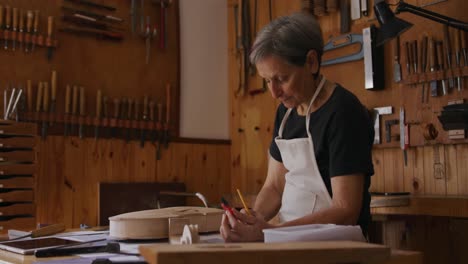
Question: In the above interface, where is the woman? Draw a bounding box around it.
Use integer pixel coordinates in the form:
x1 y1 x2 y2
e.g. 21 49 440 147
220 12 374 242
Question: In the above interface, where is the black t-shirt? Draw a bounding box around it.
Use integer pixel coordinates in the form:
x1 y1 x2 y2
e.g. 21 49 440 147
270 85 374 234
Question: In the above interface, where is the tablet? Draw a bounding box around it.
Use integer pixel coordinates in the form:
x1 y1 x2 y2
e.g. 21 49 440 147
0 237 77 255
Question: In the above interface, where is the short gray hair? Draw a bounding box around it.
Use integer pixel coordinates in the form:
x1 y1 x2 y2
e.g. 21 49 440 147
249 12 323 67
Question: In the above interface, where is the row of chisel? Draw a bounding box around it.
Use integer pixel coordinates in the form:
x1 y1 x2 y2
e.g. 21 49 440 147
401 27 467 102
0 6 55 59
22 81 171 159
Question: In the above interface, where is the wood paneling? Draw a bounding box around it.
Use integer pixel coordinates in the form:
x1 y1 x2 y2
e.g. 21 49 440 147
35 136 230 228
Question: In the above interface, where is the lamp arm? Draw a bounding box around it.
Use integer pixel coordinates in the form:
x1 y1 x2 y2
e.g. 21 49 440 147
396 2 468 31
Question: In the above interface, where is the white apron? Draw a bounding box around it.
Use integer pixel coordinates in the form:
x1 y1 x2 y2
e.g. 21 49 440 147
276 77 333 222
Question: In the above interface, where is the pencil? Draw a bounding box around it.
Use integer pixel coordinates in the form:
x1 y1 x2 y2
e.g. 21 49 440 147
236 189 251 215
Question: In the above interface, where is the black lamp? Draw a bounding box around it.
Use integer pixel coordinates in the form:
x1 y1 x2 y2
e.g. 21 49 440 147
374 0 468 46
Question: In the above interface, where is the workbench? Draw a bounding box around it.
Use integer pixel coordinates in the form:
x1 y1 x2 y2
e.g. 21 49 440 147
0 240 422 264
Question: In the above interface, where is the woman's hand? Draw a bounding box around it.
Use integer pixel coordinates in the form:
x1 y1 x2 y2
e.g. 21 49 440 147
219 209 272 242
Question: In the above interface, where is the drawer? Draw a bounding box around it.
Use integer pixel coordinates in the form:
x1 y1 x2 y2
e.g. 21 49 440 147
0 164 36 175
0 203 35 216
0 136 36 149
0 150 34 163
0 177 34 189
0 217 36 233
0 121 36 136
0 190 34 202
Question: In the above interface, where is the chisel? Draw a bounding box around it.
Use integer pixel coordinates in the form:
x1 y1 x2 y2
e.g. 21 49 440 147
25 10 33 52
42 82 49 140
140 95 148 148
412 40 418 74
102 96 109 138
50 71 57 126
133 99 140 142
64 85 71 136
399 107 407 166
149 100 156 144
18 9 24 51
443 25 454 89
393 36 402 83
156 103 163 160
429 37 438 97
405 41 411 76
0 6 4 49
12 8 18 51
31 10 39 52
111 98 120 138
164 83 170 149
46 16 54 60
4 6 11 50
436 41 448 95
420 35 428 103
454 29 463 91
126 98 133 142
94 89 102 140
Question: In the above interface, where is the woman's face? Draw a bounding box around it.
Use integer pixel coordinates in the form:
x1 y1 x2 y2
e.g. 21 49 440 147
256 53 317 109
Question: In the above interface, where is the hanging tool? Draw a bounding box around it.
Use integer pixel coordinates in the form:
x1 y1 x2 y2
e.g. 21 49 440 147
18 9 24 51
64 85 71 136
420 35 428 103
140 95 149 148
59 27 124 41
436 41 448 95
46 16 54 60
4 87 16 120
454 29 463 91
322 34 364 66
71 85 79 136
31 10 39 52
443 25 454 89
130 0 137 34
405 41 411 75
385 119 398 143
363 26 384 90
133 99 141 141
61 6 123 23
145 16 151 64
126 98 133 142
156 103 163 160
64 0 116 11
111 98 120 138
94 89 102 140
360 0 368 16
12 8 18 51
400 107 408 166
159 0 169 50
393 36 402 83
340 0 350 33
350 0 360 20
42 82 49 140
25 10 33 52
0 6 3 48
462 29 467 66
102 96 109 138
4 6 11 50
149 100 156 144
78 87 86 139
61 14 124 32
163 83 170 149
373 106 393 144
429 37 438 97
412 40 418 74
50 71 57 126
8 87 23 120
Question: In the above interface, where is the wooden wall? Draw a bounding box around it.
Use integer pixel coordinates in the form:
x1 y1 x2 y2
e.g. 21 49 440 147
35 136 231 227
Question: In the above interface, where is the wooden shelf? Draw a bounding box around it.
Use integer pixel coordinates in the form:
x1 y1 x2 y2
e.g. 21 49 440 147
371 195 468 218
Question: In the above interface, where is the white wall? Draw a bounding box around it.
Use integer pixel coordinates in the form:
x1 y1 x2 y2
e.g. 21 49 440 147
179 0 229 140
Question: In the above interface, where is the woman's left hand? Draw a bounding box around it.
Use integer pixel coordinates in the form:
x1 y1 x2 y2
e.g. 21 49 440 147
219 209 272 242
